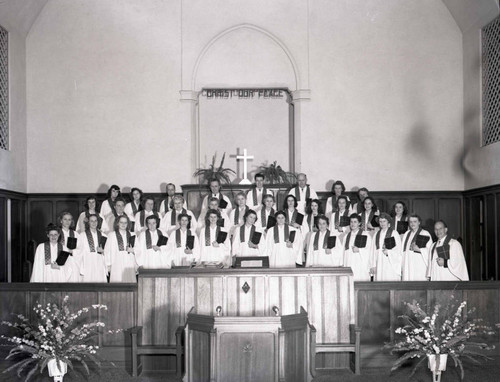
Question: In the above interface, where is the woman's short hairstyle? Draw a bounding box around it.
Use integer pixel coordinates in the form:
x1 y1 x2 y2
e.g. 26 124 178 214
172 195 185 204
335 195 350 210
331 180 346 193
113 214 130 232
58 211 74 227
235 191 246 200
141 195 156 209
106 185 121 198
145 214 161 228
349 213 361 223
306 199 324 215
316 214 329 226
283 195 298 210
45 223 60 234
262 194 275 205
243 209 257 222
390 201 408 218
113 197 126 207
357 187 369 198
275 210 286 219
204 209 221 226
362 196 378 212
378 212 393 227
130 187 143 201
84 196 100 212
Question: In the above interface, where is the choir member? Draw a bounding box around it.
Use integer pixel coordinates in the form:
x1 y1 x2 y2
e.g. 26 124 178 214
428 220 469 281
329 195 352 236
401 214 433 281
159 183 186 217
104 215 137 283
166 213 200 266
59 211 82 282
197 197 231 233
288 173 318 214
325 181 350 217
283 195 310 234
30 224 72 282
103 197 127 234
359 196 380 236
134 196 160 235
351 187 369 215
80 214 108 282
232 209 266 257
304 199 323 256
265 211 302 268
136 215 170 269
124 187 143 227
256 194 276 232
370 213 402 281
100 185 121 220
390 201 409 236
246 173 273 210
199 209 231 267
160 195 197 236
342 214 372 281
229 192 249 234
200 179 232 216
306 215 343 267
76 196 107 234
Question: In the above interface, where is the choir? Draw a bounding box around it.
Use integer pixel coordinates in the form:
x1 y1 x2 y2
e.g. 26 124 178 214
30 174 470 283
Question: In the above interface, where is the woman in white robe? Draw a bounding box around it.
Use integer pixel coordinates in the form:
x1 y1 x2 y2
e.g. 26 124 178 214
103 197 127 235
304 199 322 259
80 214 108 282
199 209 231 267
229 192 249 235
390 201 409 236
100 185 121 221
359 196 380 237
160 195 198 236
401 214 433 281
342 214 372 281
283 195 310 264
59 212 82 282
370 213 403 281
306 215 343 267
265 211 302 268
104 215 138 283
76 196 108 234
134 196 160 236
197 197 231 234
124 187 143 231
325 181 350 218
136 215 170 269
30 224 73 282
166 213 201 266
256 194 276 233
329 196 352 237
232 209 266 257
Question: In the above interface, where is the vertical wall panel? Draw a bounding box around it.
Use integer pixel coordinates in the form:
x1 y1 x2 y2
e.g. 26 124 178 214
413 198 436 232
485 194 496 280
0 197 6 282
438 198 462 240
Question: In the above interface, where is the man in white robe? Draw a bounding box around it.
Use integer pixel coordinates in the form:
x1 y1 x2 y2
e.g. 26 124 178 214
342 214 372 281
200 179 232 217
160 195 198 236
246 173 274 210
80 214 108 282
136 215 170 269
31 224 73 282
59 212 82 282
159 183 187 217
401 214 433 281
287 173 318 214
428 220 469 281
370 213 402 281
103 197 127 235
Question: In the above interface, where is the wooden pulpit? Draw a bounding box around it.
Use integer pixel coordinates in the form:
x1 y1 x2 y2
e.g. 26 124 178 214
183 307 314 382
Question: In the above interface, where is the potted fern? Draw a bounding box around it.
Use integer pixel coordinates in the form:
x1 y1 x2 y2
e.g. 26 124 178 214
193 152 235 184
258 161 296 185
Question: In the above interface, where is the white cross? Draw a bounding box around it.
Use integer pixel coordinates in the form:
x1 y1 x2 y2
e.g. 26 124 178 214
236 148 254 185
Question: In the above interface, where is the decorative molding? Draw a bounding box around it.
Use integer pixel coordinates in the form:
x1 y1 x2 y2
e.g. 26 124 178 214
179 90 199 102
292 89 311 101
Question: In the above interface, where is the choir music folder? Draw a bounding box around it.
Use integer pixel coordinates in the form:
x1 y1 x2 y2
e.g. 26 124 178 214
370 215 380 228
354 235 367 248
157 235 168 246
327 236 336 249
289 230 296 243
251 231 262 245
415 235 430 248
129 222 135 232
295 213 304 225
339 216 350 227
266 216 277 229
313 216 319 228
56 251 71 266
128 236 136 248
384 236 396 250
217 218 225 227
436 245 450 260
216 231 227 244
66 237 77 250
396 221 409 234
100 236 107 248
186 235 195 249
218 198 228 209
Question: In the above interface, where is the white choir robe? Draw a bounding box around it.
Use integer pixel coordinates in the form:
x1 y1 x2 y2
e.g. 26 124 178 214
196 211 231 235
124 201 141 222
229 206 249 234
255 207 274 232
328 210 352 237
136 229 171 269
166 229 201 266
342 230 372 281
265 225 302 268
160 209 198 236
100 199 115 220
232 225 266 257
199 226 231 266
288 186 318 214
325 196 351 218
285 209 310 262
104 231 138 283
245 188 274 210
401 229 432 281
159 198 187 218
61 228 83 282
134 210 159 235
80 231 108 283
30 243 73 282
371 229 403 281
428 236 469 281
103 213 126 235
361 211 379 237
75 211 107 234
306 231 343 267
200 193 232 216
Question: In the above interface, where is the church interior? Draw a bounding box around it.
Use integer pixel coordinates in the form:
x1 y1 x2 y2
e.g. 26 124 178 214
1 0 500 381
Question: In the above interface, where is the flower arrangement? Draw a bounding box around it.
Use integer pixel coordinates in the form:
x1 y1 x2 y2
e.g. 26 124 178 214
385 298 496 380
0 295 122 381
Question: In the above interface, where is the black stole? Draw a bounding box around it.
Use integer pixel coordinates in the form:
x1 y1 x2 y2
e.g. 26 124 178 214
375 228 394 250
240 224 256 244
344 230 363 250
116 231 132 251
252 187 268 206
84 211 103 230
234 206 249 225
59 229 75 245
140 210 159 227
163 197 170 213
131 201 142 215
171 208 187 225
334 209 349 227
146 229 163 250
313 230 330 250
273 224 290 244
307 214 318 231
294 186 310 202
176 229 192 248
85 230 102 252
44 242 63 265
403 228 423 251
205 226 220 246
360 210 374 230
260 208 275 228
285 209 297 225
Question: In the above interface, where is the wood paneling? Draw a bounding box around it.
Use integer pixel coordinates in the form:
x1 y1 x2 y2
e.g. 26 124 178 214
0 197 6 282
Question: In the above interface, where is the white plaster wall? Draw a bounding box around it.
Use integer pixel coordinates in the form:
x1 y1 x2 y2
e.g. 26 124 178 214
26 0 465 193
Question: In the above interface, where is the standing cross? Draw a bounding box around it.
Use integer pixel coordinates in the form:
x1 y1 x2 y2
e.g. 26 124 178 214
236 149 254 185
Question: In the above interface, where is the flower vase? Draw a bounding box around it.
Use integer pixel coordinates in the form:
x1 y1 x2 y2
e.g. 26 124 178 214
47 358 68 382
427 354 448 382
